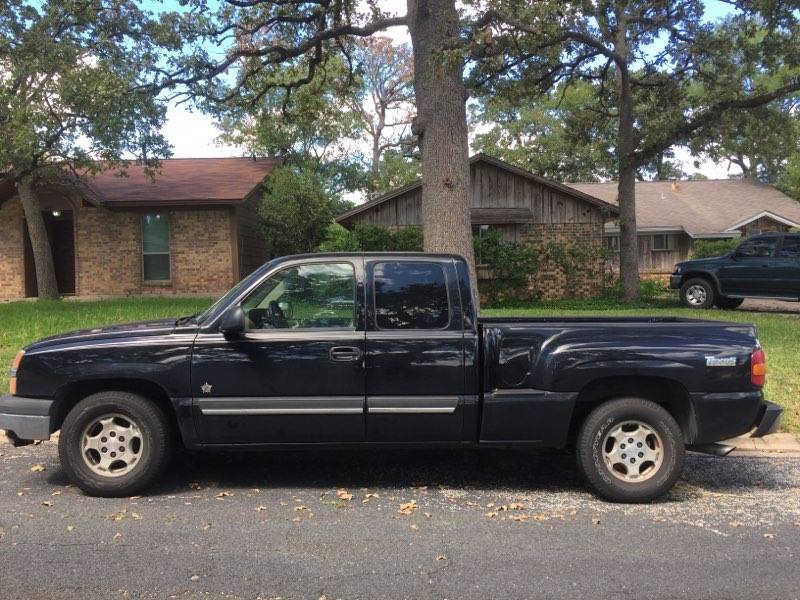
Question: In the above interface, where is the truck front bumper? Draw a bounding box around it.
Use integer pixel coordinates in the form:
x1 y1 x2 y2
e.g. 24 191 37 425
669 274 682 289
0 395 54 446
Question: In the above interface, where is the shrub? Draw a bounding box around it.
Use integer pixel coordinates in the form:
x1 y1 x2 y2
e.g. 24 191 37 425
316 223 423 252
691 238 741 259
474 229 539 304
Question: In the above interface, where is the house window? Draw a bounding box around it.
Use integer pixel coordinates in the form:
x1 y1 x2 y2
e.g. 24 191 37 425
472 225 491 265
651 234 674 252
142 213 170 281
604 236 619 252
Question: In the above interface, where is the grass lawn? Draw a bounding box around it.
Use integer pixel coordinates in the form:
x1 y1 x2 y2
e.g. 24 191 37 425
1 296 797 434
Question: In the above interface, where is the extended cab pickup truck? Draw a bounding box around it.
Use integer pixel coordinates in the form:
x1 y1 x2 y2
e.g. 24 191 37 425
1 253 782 502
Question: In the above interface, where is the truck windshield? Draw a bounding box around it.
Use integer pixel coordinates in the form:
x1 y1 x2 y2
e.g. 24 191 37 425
194 260 279 324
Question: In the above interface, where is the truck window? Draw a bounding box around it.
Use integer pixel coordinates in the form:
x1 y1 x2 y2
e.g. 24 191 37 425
242 262 355 330
374 262 449 330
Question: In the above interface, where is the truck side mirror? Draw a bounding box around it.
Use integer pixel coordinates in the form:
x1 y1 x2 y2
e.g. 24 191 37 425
219 306 245 337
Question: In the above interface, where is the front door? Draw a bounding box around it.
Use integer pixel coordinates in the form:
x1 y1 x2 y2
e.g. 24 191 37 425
191 259 366 444
364 259 466 442
24 210 75 297
773 235 800 296
718 236 780 296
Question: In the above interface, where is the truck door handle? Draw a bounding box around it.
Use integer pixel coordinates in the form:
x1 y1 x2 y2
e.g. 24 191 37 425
329 346 363 362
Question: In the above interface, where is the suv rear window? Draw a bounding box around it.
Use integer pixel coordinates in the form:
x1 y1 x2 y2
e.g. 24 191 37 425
779 236 800 258
374 262 450 329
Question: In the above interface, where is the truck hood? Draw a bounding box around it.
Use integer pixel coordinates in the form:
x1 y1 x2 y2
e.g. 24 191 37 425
676 255 728 271
25 318 180 351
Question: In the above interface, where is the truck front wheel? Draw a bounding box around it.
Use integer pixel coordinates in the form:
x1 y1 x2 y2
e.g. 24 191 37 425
577 398 684 503
58 391 173 497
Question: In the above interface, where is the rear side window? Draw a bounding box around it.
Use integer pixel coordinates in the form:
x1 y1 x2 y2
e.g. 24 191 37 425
374 262 449 329
736 237 777 258
779 237 800 258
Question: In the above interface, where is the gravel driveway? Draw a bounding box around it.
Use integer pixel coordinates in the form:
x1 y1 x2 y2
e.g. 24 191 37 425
1 442 799 600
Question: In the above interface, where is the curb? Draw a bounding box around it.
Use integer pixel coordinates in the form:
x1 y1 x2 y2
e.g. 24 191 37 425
725 432 800 454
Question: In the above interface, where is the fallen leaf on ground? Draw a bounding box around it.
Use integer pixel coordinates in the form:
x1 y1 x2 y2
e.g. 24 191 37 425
764 533 776 539
294 505 308 512
189 575 200 582
651 516 667 523
362 493 379 503
484 511 498 518
508 502 526 510
201 523 212 531
398 501 418 516
41 501 52 508
131 512 141 520
410 524 419 531
66 525 75 532
30 464 45 473
436 555 447 561
591 516 601 525
215 491 234 499
113 533 122 540
255 506 267 512
292 516 301 522
51 491 62 497
424 512 432 518
336 489 353 501
729 521 743 528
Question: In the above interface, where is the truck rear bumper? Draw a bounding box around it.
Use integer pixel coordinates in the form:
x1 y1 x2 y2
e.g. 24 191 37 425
751 400 782 437
0 395 54 445
690 391 780 444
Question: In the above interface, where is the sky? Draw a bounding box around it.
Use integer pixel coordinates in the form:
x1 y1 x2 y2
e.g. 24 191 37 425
160 0 740 182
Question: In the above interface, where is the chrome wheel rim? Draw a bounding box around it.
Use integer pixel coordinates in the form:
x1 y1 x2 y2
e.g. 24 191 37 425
602 420 663 483
80 414 144 478
685 284 707 306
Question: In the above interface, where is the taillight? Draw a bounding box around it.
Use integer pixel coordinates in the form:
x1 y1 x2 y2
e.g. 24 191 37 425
9 350 24 395
751 348 767 386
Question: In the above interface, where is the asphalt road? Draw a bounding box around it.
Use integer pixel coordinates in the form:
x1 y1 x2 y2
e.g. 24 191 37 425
1 442 798 600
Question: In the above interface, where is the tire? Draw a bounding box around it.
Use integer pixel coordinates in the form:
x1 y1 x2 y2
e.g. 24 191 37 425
680 277 715 309
577 397 684 503
58 391 173 497
715 296 744 310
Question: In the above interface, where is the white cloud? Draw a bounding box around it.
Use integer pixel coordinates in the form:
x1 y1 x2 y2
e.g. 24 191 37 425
162 102 243 158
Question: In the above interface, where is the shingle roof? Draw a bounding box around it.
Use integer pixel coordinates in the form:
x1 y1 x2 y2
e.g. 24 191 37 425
566 179 800 237
81 157 278 206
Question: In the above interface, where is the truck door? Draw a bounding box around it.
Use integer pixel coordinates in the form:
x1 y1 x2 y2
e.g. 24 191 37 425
774 235 800 296
364 258 467 442
718 236 780 296
191 258 366 444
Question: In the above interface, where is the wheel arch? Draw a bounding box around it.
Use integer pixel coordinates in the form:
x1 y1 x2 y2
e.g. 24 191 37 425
680 271 722 295
52 378 182 445
570 376 697 444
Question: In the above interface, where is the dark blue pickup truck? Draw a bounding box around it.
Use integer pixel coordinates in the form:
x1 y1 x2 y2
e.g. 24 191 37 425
1 253 781 502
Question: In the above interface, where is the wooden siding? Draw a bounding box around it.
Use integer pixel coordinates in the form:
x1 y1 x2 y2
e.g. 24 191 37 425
343 161 607 229
605 233 692 274
736 216 792 237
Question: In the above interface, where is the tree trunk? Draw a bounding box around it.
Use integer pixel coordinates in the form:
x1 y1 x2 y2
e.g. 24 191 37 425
407 0 479 307
17 175 60 299
614 17 639 302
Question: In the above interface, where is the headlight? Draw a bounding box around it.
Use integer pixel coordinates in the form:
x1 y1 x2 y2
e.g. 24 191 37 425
673 264 682 274
9 350 24 395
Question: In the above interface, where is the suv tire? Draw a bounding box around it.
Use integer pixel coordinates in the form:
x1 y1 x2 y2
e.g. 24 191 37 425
680 277 715 309
58 391 173 497
577 397 684 503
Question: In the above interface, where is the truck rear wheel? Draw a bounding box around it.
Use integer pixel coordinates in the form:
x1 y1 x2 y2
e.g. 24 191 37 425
58 391 173 497
577 397 684 503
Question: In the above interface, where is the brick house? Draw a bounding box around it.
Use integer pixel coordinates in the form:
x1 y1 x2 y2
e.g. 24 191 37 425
0 158 277 300
336 154 618 299
568 179 800 275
